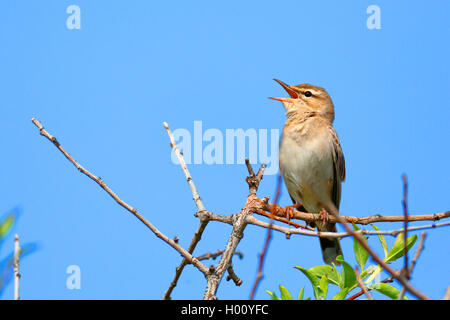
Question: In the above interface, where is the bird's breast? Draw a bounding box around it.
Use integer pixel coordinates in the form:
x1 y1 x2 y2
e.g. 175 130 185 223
279 121 335 212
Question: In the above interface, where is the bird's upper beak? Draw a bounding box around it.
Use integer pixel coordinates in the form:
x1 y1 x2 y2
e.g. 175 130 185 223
269 79 299 102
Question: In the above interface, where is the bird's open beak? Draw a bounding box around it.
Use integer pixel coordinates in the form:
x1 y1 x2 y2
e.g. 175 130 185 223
269 79 299 102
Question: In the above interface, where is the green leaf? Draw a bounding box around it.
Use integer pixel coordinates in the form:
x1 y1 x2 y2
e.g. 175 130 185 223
308 265 340 286
364 265 383 285
336 256 357 289
319 275 328 300
266 290 280 300
359 264 375 280
298 286 305 300
372 224 388 259
352 224 369 271
295 266 321 299
368 283 408 300
385 233 418 262
279 285 293 300
0 213 16 239
332 288 349 300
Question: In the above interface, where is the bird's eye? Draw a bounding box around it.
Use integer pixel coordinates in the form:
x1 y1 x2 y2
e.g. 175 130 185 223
304 91 312 97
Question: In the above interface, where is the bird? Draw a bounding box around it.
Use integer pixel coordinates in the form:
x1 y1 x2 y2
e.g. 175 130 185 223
270 79 345 265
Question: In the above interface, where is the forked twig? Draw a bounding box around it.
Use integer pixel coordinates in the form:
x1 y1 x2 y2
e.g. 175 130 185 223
162 122 210 299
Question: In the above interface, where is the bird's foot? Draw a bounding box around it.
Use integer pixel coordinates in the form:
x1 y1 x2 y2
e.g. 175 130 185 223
319 208 329 226
269 203 301 221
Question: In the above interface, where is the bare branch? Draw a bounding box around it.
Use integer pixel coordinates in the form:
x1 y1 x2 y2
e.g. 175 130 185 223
249 173 282 300
240 215 450 239
401 174 410 279
245 158 266 196
161 122 213 299
194 250 243 262
203 163 267 300
398 233 427 300
409 233 426 274
163 122 207 213
31 118 209 276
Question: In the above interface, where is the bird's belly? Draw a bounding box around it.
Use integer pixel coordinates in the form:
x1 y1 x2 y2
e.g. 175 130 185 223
279 135 333 213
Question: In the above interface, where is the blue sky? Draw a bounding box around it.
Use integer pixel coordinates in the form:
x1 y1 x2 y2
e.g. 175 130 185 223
0 1 449 299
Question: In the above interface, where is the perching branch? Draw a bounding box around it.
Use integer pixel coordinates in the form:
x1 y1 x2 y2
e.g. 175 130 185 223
266 207 450 225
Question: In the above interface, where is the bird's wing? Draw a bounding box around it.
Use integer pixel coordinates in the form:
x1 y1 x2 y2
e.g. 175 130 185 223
328 125 346 210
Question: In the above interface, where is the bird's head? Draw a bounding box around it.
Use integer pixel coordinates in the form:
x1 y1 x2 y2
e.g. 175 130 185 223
270 79 334 122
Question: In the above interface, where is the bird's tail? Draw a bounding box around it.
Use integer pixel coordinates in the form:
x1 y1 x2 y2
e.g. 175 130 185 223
319 223 343 265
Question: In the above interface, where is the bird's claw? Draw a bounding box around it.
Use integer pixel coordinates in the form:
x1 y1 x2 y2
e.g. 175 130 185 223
319 208 329 226
270 203 301 221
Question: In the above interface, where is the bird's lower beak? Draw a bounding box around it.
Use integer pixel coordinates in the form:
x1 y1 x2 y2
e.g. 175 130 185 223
271 79 299 99
268 97 294 102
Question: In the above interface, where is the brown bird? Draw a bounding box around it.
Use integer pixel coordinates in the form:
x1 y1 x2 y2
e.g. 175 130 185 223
270 79 345 265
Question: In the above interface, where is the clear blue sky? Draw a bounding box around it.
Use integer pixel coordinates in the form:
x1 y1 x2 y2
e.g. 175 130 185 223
0 1 449 299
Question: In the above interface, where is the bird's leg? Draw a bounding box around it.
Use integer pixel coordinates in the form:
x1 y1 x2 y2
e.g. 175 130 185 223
319 208 329 226
269 203 301 221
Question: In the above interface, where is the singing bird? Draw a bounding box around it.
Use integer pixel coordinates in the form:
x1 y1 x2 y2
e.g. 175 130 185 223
270 79 345 265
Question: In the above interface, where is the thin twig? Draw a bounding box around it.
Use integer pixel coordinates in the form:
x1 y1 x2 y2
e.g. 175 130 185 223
238 215 450 239
162 122 211 300
13 234 21 301
409 233 426 274
398 233 426 300
355 267 373 300
31 118 209 276
195 250 243 262
401 174 409 279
